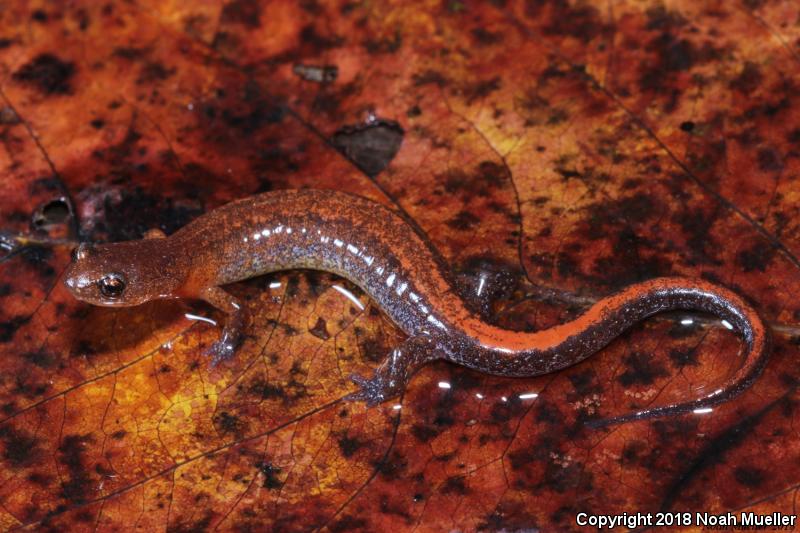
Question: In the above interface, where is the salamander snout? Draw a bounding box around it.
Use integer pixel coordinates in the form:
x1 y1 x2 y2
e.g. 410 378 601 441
64 240 182 308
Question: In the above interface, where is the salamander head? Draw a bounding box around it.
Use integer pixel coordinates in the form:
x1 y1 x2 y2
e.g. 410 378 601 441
64 240 186 307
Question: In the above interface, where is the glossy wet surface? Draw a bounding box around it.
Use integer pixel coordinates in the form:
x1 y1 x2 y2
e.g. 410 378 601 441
0 1 799 531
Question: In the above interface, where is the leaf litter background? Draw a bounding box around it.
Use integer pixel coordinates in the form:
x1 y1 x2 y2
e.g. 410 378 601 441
0 0 799 531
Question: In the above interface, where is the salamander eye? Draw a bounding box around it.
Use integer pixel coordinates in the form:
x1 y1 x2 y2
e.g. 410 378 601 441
98 273 126 299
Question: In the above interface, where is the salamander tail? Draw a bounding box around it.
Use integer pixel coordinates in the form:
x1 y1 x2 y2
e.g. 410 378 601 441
584 277 770 428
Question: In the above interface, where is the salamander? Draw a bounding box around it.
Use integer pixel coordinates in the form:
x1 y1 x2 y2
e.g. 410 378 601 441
63 189 770 426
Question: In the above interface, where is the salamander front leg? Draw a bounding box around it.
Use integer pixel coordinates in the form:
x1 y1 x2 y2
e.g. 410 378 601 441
345 335 438 406
201 286 249 364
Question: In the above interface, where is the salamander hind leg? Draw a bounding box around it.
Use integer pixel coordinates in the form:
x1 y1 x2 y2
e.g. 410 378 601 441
345 335 438 406
201 286 250 364
455 260 518 319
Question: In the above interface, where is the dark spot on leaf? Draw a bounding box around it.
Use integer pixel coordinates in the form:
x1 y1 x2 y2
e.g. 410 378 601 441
90 118 105 129
441 476 469 495
248 377 286 400
364 29 402 54
337 435 365 458
300 24 344 50
430 394 458 428
542 3 606 43
543 460 592 494
489 395 526 423
471 27 501 45
289 360 305 376
508 443 540 472
21 245 56 279
447 210 480 231
730 62 763 95
220 0 262 28
568 369 598 395
617 352 669 386
375 450 407 480
463 76 501 103
0 427 43 468
639 33 718 98
24 349 57 369
329 515 369 533
406 105 421 117
756 146 783 172
679 121 695 132
70 339 98 359
75 8 90 30
169 512 214 533
27 471 53 486
479 500 542 532
58 434 95 503
734 465 764 488
13 373 49 398
13 53 75 95
137 61 175 84
535 400 564 424
737 240 775 273
257 461 283 489
411 423 440 443
672 204 722 265
309 317 330 340
584 192 655 242
655 34 696 72
213 411 247 435
413 69 447 87
656 407 770 512
0 315 30 343
668 347 699 368
621 440 647 466
645 6 687 30
204 92 286 136
434 451 455 463
31 9 48 22
112 46 148 60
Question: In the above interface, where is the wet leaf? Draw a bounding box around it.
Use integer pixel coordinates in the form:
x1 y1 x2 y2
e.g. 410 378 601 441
1 1 799 531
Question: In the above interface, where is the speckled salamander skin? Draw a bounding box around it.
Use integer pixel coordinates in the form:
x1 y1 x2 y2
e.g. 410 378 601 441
63 189 770 426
